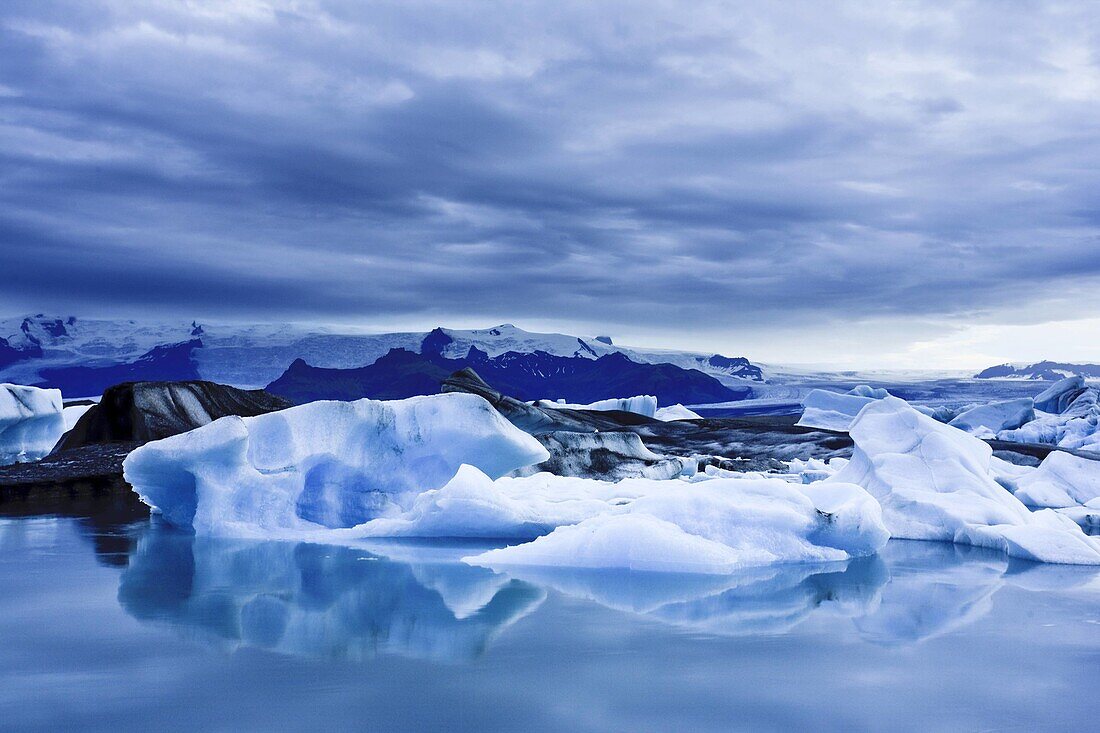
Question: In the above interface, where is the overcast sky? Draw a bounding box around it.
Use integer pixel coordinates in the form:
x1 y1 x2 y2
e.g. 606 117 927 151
1 1 1098 368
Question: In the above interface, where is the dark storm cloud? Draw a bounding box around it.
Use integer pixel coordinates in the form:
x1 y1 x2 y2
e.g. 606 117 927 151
0 0 1098 339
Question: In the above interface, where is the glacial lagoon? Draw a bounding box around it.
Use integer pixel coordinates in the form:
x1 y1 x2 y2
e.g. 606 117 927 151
2 515 1097 732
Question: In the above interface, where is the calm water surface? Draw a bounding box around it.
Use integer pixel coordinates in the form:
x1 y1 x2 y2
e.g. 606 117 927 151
1 515 1098 732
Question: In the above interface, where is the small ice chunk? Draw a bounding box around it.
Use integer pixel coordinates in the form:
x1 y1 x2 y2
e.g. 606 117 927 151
654 404 702 421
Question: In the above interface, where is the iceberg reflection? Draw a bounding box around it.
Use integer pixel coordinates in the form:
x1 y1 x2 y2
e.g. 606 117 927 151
117 526 1100 660
486 557 889 636
854 540 1100 645
118 526 545 663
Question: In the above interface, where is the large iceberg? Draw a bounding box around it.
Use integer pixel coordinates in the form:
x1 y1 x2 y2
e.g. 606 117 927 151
827 397 1100 564
122 393 550 534
947 398 1034 438
0 383 64 466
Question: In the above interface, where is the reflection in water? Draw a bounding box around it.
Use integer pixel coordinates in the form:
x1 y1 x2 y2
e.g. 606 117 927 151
488 558 889 636
854 540 1099 644
116 525 1100 663
118 526 546 663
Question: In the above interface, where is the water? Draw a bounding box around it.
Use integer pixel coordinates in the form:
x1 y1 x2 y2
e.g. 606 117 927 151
2 516 1098 732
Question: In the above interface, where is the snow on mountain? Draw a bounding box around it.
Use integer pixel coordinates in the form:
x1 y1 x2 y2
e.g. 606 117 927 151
976 361 1100 380
0 315 764 392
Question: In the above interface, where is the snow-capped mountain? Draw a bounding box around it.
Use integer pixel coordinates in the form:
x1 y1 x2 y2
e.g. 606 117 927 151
0 315 763 396
975 361 1100 380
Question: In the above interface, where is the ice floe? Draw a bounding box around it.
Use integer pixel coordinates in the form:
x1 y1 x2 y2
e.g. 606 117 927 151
0 383 64 465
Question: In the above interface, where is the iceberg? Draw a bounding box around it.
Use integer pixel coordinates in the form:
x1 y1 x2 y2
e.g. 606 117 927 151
0 383 64 466
122 393 550 534
795 386 888 432
947 398 1034 438
62 403 91 431
1033 376 1088 414
997 388 1100 454
461 475 888 574
539 395 658 417
1013 451 1100 509
827 396 1100 564
654 403 702 421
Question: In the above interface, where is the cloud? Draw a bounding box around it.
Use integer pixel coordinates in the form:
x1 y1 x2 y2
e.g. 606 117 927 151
0 0 1098 365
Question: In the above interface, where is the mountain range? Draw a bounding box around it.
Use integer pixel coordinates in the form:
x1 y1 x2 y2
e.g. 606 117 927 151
975 361 1100 380
0 315 762 401
266 332 746 405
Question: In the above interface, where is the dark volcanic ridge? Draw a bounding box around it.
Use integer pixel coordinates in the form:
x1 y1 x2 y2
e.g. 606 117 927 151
267 331 747 406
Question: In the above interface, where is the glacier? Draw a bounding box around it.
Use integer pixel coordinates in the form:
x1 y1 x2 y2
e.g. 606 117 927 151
122 393 550 534
827 397 1100 564
0 383 65 466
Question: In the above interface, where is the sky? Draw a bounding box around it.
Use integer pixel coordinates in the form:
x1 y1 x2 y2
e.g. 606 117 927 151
0 1 1098 369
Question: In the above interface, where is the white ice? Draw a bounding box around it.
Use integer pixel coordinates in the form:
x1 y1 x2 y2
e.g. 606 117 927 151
998 387 1099 454
122 393 550 534
795 386 888 432
1013 451 1100 509
62 404 91 431
540 395 658 417
0 383 64 466
654 403 702 421
827 396 1100 564
1033 376 1087 414
460 473 888 574
947 398 1034 438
